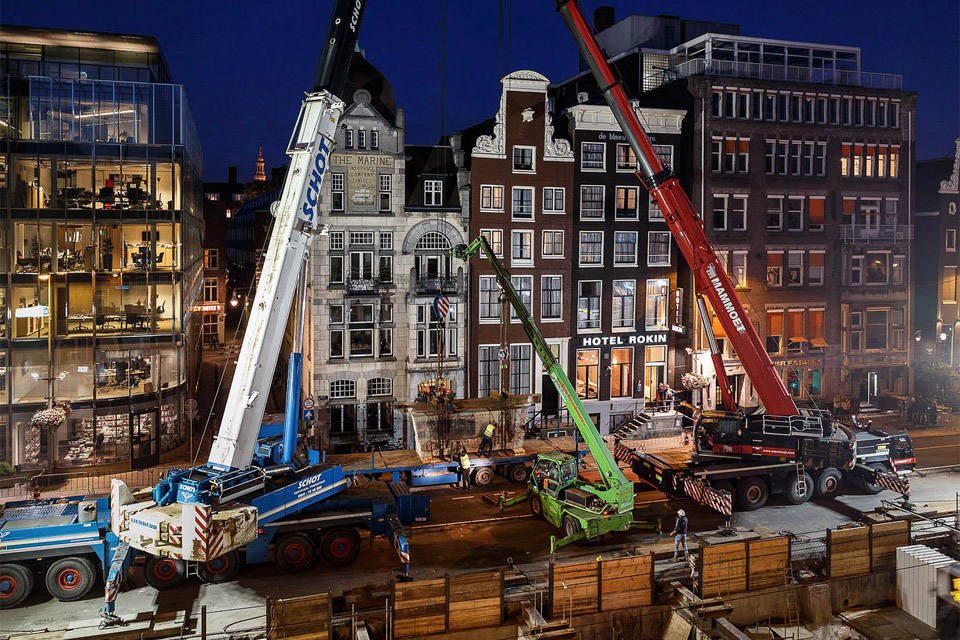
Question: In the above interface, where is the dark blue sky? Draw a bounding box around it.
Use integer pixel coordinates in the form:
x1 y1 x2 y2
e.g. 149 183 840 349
5 0 958 181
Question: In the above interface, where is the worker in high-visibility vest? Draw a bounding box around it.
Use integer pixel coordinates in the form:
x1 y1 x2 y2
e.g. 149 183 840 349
479 422 496 456
458 446 472 491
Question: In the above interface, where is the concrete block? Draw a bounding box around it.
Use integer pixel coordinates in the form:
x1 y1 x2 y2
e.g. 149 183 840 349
801 583 833 629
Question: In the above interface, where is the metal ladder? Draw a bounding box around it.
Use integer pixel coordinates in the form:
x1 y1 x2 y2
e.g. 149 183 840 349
794 462 807 497
783 564 802 638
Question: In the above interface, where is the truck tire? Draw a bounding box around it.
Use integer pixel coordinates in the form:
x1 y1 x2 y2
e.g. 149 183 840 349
737 478 769 511
562 514 582 539
530 494 543 518
144 556 186 590
0 563 34 608
199 551 241 583
321 528 361 567
472 467 494 487
786 472 815 505
45 556 96 602
275 533 315 573
816 468 843 499
860 463 887 495
508 464 530 484
712 480 736 496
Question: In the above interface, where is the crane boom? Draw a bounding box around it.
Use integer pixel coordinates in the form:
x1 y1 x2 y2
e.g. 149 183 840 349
556 0 798 416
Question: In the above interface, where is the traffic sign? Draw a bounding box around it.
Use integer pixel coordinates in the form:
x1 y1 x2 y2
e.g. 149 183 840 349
303 409 315 421
303 397 315 410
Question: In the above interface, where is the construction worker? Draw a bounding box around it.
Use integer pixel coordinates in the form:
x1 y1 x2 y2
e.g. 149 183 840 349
479 422 496 456
459 446 472 491
669 509 688 562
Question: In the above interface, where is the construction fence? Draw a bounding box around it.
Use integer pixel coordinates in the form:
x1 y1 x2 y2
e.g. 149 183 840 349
392 570 504 638
826 520 910 579
549 553 654 618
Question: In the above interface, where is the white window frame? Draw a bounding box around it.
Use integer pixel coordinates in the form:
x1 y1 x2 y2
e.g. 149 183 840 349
331 173 345 211
510 275 534 322
479 228 503 257
511 186 535 221
645 278 669 331
479 276 499 323
378 173 392 211
542 186 565 213
541 275 563 322
613 231 638 266
512 145 536 173
948 229 958 252
577 280 602 332
541 230 564 258
379 231 393 251
615 185 639 219
612 279 636 330
579 184 605 220
480 184 504 212
424 179 443 206
616 143 637 171
510 229 534 266
808 250 826 286
581 141 606 171
647 231 671 266
578 230 604 267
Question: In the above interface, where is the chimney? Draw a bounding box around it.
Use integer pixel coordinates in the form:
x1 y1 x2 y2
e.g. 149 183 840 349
228 166 238 184
594 6 615 33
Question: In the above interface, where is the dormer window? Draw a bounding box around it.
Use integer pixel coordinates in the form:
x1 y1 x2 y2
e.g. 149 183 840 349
344 128 354 149
424 180 443 206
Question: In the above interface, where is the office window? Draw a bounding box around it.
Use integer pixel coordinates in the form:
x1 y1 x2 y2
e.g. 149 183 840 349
647 231 670 266
543 187 565 213
424 179 443 206
612 279 636 329
349 251 373 279
330 330 344 358
480 185 504 211
480 229 503 257
379 232 393 251
350 231 374 245
865 252 888 284
579 231 603 265
577 281 601 330
204 249 219 269
610 348 633 398
711 137 722 172
765 140 776 174
479 276 499 321
542 230 564 257
808 252 825 286
616 144 637 171
511 230 533 264
767 196 783 230
371 130 380 149
850 256 864 286
787 309 805 355
344 129 354 148
331 173 345 211
509 344 533 394
766 310 783 353
616 186 639 219
865 309 888 350
787 197 804 231
358 129 366 149
808 309 826 351
803 141 815 175
737 139 749 173
787 251 803 285
368 377 392 397
789 141 802 175
809 197 825 231
580 185 604 219
645 279 669 330
614 232 638 265
378 255 392 283
716 195 747 231
379 328 393 357
330 379 356 399
730 252 747 288
815 141 827 176
576 349 599 399
889 146 899 177
330 255 344 284
204 278 218 302
378 173 391 211
513 146 534 172
512 187 534 219
892 255 905 286
777 140 788 174
511 275 533 320
581 142 605 170
541 275 563 320
948 229 957 252
712 89 723 117
478 345 500 397
329 230 345 251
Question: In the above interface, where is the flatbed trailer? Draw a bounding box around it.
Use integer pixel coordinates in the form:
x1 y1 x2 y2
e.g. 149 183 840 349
328 436 589 488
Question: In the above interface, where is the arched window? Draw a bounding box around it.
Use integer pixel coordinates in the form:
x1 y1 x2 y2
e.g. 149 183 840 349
416 231 450 252
368 378 393 397
330 379 356 399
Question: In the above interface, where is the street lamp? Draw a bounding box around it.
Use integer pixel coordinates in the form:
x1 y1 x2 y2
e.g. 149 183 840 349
230 293 239 307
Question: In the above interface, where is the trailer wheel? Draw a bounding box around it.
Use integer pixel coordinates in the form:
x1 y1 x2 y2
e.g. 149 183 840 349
562 514 582 539
737 478 769 511
321 527 361 567
816 468 843 499
530 494 543 518
275 533 315 573
472 467 495 487
860 463 887 495
786 472 815 505
199 551 241 583
0 563 33 608
508 464 530 484
45 556 96 602
144 556 185 590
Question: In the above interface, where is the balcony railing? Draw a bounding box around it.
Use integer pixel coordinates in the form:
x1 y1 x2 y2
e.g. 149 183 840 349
346 278 384 294
840 224 913 243
415 275 459 295
657 58 902 90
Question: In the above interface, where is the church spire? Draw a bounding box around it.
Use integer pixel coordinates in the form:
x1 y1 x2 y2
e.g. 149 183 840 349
253 145 266 182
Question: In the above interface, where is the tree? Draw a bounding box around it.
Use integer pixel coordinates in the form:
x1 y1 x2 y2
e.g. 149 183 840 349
913 360 953 400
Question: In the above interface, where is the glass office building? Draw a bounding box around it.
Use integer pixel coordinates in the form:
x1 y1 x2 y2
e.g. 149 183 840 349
0 26 203 470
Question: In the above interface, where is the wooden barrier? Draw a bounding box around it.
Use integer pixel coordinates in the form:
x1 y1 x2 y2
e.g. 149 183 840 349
698 536 791 597
550 554 653 617
827 521 910 578
393 571 504 638
267 593 332 640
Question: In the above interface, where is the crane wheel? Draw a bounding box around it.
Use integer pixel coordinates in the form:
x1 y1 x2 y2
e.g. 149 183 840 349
562 514 582 539
199 551 241 583
275 533 315 573
816 468 843 499
786 472 815 505
45 556 96 601
530 494 544 518
0 563 34 608
321 528 361 567
144 556 186 590
737 478 769 511
508 464 530 484
860 463 887 495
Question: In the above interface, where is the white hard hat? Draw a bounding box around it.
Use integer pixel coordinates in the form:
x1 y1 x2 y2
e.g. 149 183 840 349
677 509 685 517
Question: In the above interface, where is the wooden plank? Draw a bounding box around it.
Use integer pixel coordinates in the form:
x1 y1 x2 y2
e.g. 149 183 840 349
269 593 332 640
552 560 599 616
448 571 501 601
599 556 653 611
394 578 447 639
828 526 870 579
747 537 789 591
870 521 909 571
699 541 747 598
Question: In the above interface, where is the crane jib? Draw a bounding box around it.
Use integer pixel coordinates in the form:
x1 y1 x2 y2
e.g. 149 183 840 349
299 137 332 223
705 264 747 333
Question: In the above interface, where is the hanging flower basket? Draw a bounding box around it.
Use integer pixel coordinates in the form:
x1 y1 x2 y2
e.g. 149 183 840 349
31 402 71 432
681 372 712 390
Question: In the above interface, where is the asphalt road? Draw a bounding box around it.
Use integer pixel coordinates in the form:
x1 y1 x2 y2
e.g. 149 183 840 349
912 433 960 468
4 470 957 637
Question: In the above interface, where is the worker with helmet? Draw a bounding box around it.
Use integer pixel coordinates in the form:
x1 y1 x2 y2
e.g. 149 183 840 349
669 509 689 562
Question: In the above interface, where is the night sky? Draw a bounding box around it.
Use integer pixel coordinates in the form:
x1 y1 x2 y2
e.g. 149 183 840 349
4 0 958 181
